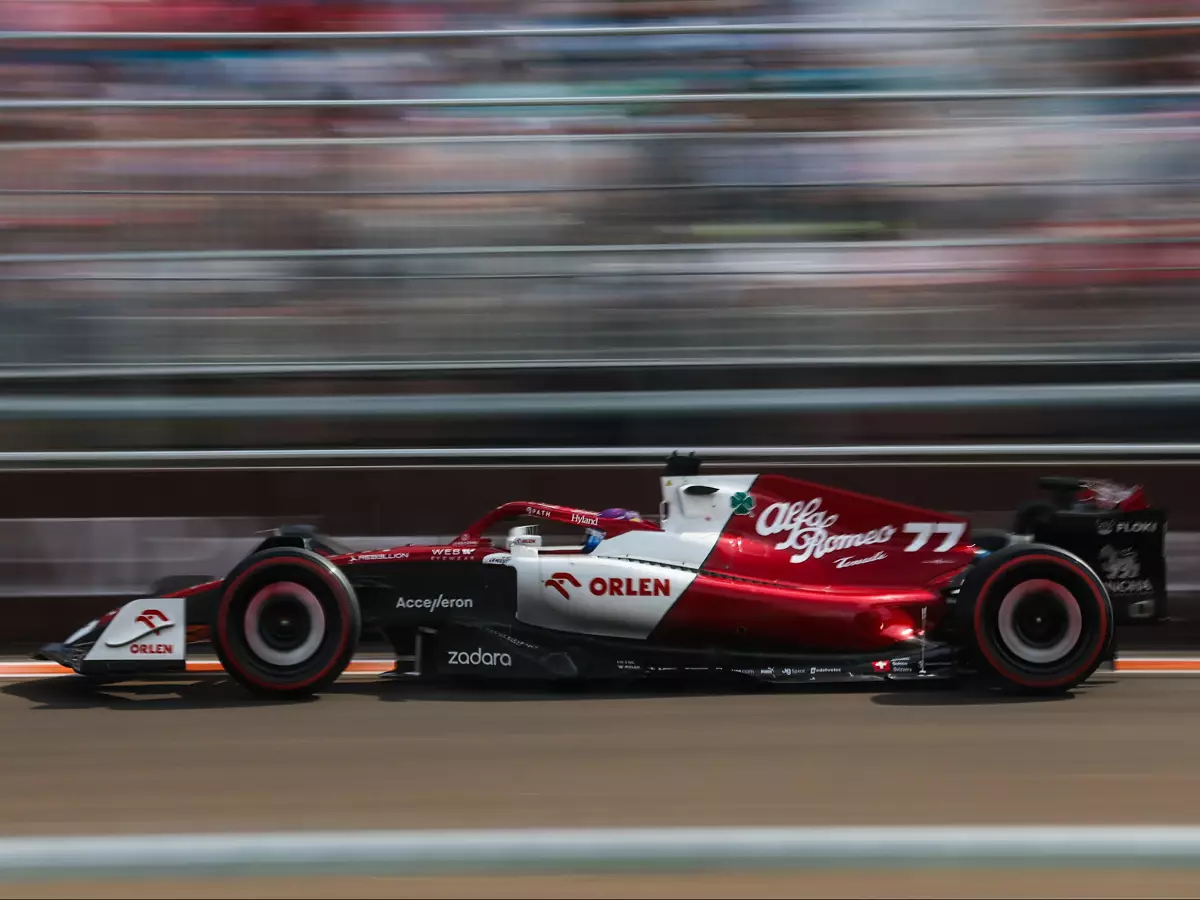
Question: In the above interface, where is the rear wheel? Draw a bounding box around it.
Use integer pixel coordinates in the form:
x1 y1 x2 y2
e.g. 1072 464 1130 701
213 548 360 698
955 543 1112 694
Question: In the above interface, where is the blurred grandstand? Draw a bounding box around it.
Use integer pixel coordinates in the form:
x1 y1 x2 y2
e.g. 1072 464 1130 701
0 0 1198 452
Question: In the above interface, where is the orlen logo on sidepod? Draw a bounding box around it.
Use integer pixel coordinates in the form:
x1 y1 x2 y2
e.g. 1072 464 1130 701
545 572 582 599
546 571 671 598
104 608 175 653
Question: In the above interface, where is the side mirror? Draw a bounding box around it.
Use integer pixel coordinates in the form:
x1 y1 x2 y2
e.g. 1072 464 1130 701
507 525 543 552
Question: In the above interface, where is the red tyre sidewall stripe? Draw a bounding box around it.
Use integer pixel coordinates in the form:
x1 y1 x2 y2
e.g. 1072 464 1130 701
972 553 1110 689
217 557 354 691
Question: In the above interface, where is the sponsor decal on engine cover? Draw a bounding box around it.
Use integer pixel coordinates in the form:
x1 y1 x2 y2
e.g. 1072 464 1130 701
835 551 887 569
1099 545 1154 594
754 498 965 564
756 498 895 564
730 492 756 516
84 596 186 663
1098 519 1157 535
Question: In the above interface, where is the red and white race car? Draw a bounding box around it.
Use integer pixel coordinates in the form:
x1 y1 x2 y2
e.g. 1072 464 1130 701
38 455 1117 697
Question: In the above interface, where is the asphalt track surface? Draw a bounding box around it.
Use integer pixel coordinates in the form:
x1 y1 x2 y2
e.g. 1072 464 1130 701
8 669 1200 834
7 670 1200 897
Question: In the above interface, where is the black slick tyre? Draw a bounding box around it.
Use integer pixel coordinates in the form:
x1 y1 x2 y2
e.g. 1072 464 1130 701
214 548 361 698
954 543 1113 694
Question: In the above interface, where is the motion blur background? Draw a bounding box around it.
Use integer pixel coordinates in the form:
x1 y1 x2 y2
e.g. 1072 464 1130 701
5 9 1200 899
1 0 1199 454
1 2 1200 603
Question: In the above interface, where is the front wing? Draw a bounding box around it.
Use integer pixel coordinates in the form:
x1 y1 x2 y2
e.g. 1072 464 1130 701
35 594 193 677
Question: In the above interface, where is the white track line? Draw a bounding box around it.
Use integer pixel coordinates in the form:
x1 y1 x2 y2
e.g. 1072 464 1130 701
6 826 1200 881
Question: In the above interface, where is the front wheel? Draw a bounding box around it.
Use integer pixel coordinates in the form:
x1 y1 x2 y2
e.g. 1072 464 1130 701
213 548 361 698
954 543 1113 694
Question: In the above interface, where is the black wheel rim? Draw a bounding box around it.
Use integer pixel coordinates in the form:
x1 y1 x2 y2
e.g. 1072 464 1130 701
258 594 313 653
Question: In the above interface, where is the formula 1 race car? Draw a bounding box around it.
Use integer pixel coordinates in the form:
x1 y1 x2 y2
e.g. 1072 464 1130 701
37 454 1118 698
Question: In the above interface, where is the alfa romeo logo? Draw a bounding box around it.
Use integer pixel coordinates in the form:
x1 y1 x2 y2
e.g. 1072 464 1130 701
730 492 756 516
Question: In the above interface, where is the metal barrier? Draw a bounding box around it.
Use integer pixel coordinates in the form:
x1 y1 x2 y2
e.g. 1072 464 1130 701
4 121 1196 150
0 350 1194 380
2 826 1200 882
0 442 1197 465
0 382 1196 421
6 86 1200 110
12 177 1200 195
3 18 1199 39
1 235 1197 265
7 234 1200 261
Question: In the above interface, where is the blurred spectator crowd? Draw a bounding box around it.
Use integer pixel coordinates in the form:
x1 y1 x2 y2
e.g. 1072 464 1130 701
0 0 1197 373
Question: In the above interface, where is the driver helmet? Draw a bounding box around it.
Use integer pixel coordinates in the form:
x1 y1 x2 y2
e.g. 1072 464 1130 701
582 509 643 554
599 507 643 522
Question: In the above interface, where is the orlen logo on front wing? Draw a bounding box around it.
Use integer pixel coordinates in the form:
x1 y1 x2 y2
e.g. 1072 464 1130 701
103 608 175 653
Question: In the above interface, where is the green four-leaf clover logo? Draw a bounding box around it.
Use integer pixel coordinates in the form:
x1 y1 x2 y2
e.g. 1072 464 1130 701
730 492 755 516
